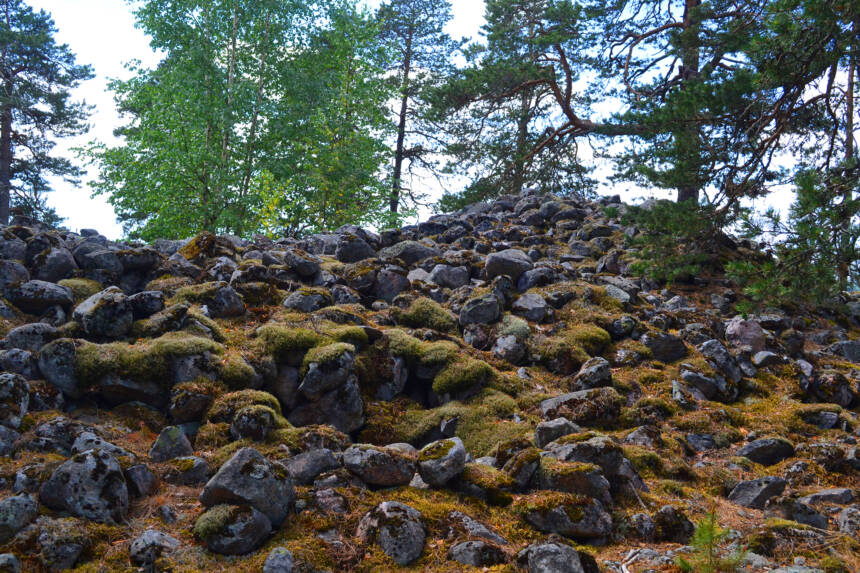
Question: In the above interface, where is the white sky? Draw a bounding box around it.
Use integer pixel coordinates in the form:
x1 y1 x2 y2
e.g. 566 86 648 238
28 0 790 240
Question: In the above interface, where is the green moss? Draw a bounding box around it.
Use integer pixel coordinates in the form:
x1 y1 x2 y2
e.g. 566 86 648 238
218 353 257 389
257 325 324 361
373 389 523 457
301 342 354 372
74 332 223 387
535 336 590 374
566 323 611 355
512 491 590 522
391 297 457 333
193 504 240 540
432 358 496 396
206 389 282 424
171 281 222 305
386 329 459 369
499 314 531 340
326 325 369 347
459 463 515 505
419 439 456 462
620 397 677 427
185 309 226 342
57 278 102 302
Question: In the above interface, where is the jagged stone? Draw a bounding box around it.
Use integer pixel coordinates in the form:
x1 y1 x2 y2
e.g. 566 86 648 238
39 449 129 524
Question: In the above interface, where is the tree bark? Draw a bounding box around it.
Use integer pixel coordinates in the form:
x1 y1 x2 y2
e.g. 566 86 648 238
676 0 702 204
391 26 413 214
0 101 11 225
512 88 532 195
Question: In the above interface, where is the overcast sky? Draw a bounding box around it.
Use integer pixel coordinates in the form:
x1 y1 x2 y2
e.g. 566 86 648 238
27 0 487 239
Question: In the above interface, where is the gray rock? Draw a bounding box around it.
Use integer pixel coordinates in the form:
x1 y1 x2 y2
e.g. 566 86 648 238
0 426 19 457
518 495 611 539
736 438 795 466
516 542 586 573
571 357 612 390
0 494 38 544
752 350 784 368
654 505 694 543
799 488 854 505
298 347 354 400
459 293 502 326
287 375 364 434
686 433 716 452
535 417 581 448
206 282 246 318
0 553 18 573
194 504 272 555
0 260 29 294
129 529 180 565
8 280 73 313
448 540 506 567
36 517 90 570
698 339 743 383
814 370 856 408
0 348 37 379
379 240 440 266
485 249 534 281
282 289 331 313
283 449 340 485
33 247 77 282
282 249 321 277
837 505 860 536
357 501 425 566
164 456 210 486
39 449 129 523
0 373 28 429
70 431 135 462
447 510 508 545
544 434 646 492
629 512 656 541
128 290 166 319
148 426 194 462
428 264 470 289
125 464 159 498
343 444 415 487
2 322 57 352
418 437 467 487
640 332 688 363
263 546 295 573
73 287 134 338
200 447 294 527
726 316 765 352
512 293 549 322
492 334 526 364
539 387 622 427
335 234 376 263
728 476 787 509
828 340 860 363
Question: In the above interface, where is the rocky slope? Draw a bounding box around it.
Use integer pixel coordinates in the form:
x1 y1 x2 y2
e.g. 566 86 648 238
0 190 856 572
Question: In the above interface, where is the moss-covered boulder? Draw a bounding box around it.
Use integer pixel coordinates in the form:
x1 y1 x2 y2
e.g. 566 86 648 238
512 492 611 541
193 504 272 555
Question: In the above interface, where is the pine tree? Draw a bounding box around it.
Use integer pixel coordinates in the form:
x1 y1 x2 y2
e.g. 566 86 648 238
377 0 462 215
0 0 93 225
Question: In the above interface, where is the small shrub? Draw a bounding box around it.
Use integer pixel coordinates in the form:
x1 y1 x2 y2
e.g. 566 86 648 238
677 510 745 573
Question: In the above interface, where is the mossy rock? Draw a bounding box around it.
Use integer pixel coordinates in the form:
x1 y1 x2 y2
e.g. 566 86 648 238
534 336 590 375
565 324 611 356
74 332 223 387
301 342 354 373
144 275 195 296
432 358 496 397
218 353 258 389
498 314 531 340
257 325 324 364
391 297 457 333
206 389 282 424
58 278 102 303
457 463 515 506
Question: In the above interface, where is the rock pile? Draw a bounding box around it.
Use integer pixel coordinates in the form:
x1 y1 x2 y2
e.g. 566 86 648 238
0 191 855 571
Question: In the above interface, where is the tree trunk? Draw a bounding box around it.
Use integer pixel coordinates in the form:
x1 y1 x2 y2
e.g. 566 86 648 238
512 88 532 195
391 27 413 214
0 101 11 225
676 0 702 204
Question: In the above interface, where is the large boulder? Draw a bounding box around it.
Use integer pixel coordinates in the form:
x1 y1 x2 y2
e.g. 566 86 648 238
379 241 440 266
39 449 129 524
418 437 467 487
485 249 534 281
727 476 787 509
199 447 295 527
736 438 795 466
516 542 589 573
73 287 134 338
514 493 611 540
343 445 415 487
357 501 425 566
0 494 38 544
194 504 272 555
459 294 502 327
540 388 623 427
8 280 73 313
